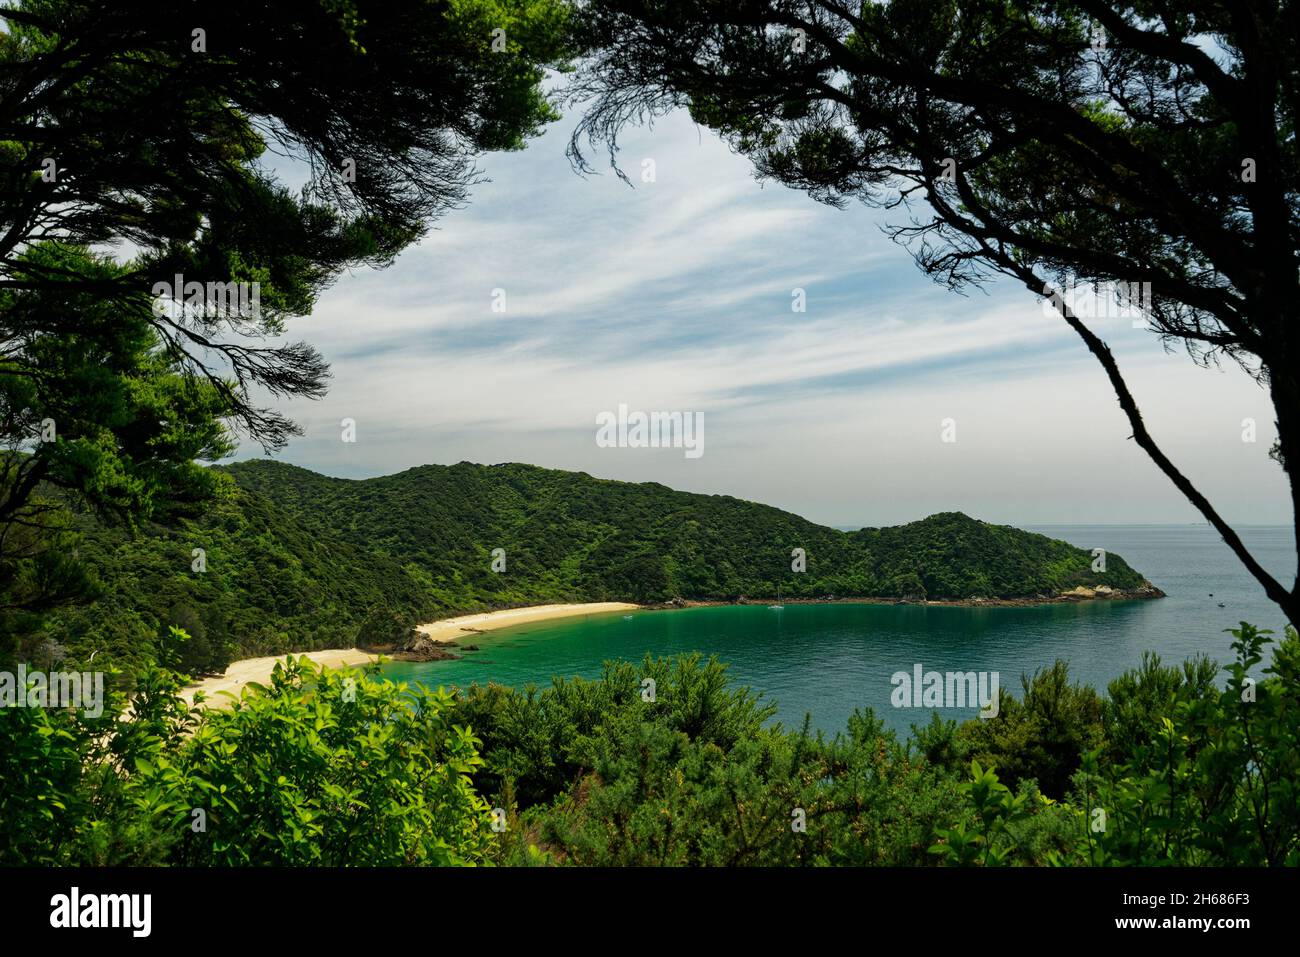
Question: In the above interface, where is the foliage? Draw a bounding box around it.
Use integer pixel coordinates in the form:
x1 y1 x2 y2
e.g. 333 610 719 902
1066 623 1300 865
0 652 493 866
929 760 1032 867
459 625 1298 867
0 1 574 655
0 0 572 462
954 660 1105 799
22 459 1151 670
449 654 961 865
0 242 235 660
932 623 1300 866
354 605 420 650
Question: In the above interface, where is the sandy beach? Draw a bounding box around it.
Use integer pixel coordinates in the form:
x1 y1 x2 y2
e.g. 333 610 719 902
182 647 379 707
414 601 639 643
184 602 639 708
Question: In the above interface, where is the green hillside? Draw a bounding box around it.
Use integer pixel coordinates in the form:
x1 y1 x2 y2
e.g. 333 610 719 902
37 459 1155 674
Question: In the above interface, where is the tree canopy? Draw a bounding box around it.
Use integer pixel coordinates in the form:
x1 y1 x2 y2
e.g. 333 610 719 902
0 0 571 517
568 0 1299 624
0 0 573 635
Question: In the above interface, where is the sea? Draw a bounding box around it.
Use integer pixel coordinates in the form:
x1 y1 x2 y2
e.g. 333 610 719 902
381 525 1296 736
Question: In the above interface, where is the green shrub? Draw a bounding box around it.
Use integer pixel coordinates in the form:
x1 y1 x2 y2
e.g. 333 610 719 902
0 653 493 866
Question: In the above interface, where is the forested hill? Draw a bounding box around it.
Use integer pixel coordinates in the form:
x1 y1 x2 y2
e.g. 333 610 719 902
44 460 1156 674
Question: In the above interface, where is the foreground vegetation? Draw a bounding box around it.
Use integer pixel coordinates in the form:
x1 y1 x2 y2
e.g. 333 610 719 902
2 622 1294 867
15 459 1150 677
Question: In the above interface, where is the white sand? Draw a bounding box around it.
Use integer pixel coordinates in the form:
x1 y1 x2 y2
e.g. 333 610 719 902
182 647 378 708
414 602 640 642
185 602 640 708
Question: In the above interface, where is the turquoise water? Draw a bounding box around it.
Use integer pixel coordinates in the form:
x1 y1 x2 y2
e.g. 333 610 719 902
382 525 1296 735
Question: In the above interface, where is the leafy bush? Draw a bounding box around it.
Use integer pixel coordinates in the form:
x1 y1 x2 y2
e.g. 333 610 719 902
449 654 961 866
0 654 493 866
931 623 1300 866
954 660 1105 798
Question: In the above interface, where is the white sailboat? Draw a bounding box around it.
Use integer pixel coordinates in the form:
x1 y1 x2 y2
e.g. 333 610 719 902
769 586 784 610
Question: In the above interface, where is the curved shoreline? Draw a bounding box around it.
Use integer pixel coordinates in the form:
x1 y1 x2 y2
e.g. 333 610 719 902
183 602 639 707
645 585 1165 611
413 602 640 643
181 647 380 707
184 590 1158 707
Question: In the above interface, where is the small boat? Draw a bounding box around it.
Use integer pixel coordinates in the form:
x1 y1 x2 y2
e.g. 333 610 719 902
769 586 784 610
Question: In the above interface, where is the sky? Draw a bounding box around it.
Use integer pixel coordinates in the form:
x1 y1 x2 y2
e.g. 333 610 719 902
241 106 1292 529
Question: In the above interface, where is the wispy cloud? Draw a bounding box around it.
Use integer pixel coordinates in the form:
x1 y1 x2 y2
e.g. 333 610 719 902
242 109 1289 527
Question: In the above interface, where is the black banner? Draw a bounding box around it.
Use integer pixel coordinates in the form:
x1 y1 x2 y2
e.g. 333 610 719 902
0 866 1289 943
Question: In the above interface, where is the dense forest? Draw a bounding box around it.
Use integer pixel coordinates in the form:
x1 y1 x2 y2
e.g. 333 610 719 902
26 459 1152 675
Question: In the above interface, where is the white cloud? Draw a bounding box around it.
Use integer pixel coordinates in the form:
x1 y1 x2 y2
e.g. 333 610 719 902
239 109 1292 528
